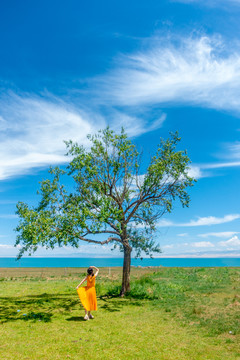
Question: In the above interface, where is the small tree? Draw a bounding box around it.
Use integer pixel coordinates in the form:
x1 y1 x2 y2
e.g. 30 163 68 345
15 128 195 295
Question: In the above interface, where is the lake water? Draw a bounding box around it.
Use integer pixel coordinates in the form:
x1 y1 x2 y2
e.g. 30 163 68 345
0 257 239 268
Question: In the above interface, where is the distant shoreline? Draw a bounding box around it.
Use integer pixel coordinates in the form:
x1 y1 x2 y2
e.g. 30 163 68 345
1 254 240 259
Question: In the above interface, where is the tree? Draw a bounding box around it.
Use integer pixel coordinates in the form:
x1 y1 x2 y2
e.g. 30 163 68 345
15 128 195 296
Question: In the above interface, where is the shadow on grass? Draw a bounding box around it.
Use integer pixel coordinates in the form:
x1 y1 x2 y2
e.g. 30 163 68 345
0 293 79 324
98 294 144 312
0 308 53 324
99 293 146 302
66 316 85 322
100 303 121 312
0 291 142 323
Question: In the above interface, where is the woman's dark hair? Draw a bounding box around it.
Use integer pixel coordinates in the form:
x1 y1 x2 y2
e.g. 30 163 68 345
87 267 94 277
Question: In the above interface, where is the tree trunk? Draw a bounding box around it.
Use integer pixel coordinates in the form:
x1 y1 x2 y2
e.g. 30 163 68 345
120 245 132 296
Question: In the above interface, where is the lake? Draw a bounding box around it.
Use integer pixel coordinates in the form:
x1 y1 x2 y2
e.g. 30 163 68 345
0 257 239 268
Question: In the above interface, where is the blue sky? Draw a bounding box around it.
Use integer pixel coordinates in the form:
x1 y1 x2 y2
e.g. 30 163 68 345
1 0 240 257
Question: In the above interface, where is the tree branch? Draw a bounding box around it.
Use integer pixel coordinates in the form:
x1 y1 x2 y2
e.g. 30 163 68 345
125 179 178 224
81 229 120 236
76 235 121 245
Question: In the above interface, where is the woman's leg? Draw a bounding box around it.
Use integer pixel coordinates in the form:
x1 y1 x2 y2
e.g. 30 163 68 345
88 311 94 319
84 308 89 320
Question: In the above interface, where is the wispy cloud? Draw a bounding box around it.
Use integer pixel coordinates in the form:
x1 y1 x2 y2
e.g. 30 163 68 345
109 110 166 138
198 231 239 238
158 219 175 227
202 161 240 169
0 243 122 257
192 241 214 248
184 214 240 226
160 237 240 255
224 142 240 160
0 93 165 181
162 244 174 249
171 0 240 7
190 159 240 179
0 200 18 205
101 36 240 113
2 36 240 181
158 214 240 227
0 214 18 219
0 93 100 180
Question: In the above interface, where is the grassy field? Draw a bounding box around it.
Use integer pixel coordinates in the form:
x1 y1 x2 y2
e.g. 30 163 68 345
0 266 239 360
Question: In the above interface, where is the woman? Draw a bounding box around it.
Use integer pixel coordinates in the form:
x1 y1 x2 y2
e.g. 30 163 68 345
76 265 99 320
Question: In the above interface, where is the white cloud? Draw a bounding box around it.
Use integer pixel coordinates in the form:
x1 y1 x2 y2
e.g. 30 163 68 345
162 244 174 249
219 235 240 247
0 244 21 248
225 142 240 160
171 0 240 6
2 36 240 182
158 214 240 227
181 162 240 180
202 161 240 169
182 161 240 179
198 231 239 238
103 36 240 113
158 219 174 227
0 243 122 257
0 93 166 181
180 214 240 226
187 165 204 179
177 233 188 237
0 244 14 249
110 110 166 138
159 250 240 258
191 241 214 248
0 214 18 219
0 93 101 180
0 200 17 205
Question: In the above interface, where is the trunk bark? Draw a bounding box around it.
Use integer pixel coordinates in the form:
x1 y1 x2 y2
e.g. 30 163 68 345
120 245 132 296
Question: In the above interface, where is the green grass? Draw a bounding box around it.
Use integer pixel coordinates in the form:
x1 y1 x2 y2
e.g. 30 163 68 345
0 267 239 359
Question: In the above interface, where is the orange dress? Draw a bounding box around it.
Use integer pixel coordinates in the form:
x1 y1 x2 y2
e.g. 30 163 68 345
77 275 97 311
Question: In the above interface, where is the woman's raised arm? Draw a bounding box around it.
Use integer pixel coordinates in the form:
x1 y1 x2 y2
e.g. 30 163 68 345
90 266 99 277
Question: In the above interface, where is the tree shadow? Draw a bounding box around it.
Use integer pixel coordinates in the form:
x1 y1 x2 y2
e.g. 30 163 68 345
0 291 145 322
99 291 152 302
0 293 79 324
0 309 53 324
100 303 121 312
98 294 144 312
99 294 119 301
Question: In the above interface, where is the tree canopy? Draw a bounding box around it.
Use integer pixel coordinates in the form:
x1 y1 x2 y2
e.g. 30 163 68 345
15 127 195 295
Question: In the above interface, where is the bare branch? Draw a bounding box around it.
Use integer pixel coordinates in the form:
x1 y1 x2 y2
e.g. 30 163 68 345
81 229 120 236
125 178 178 224
76 235 121 245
